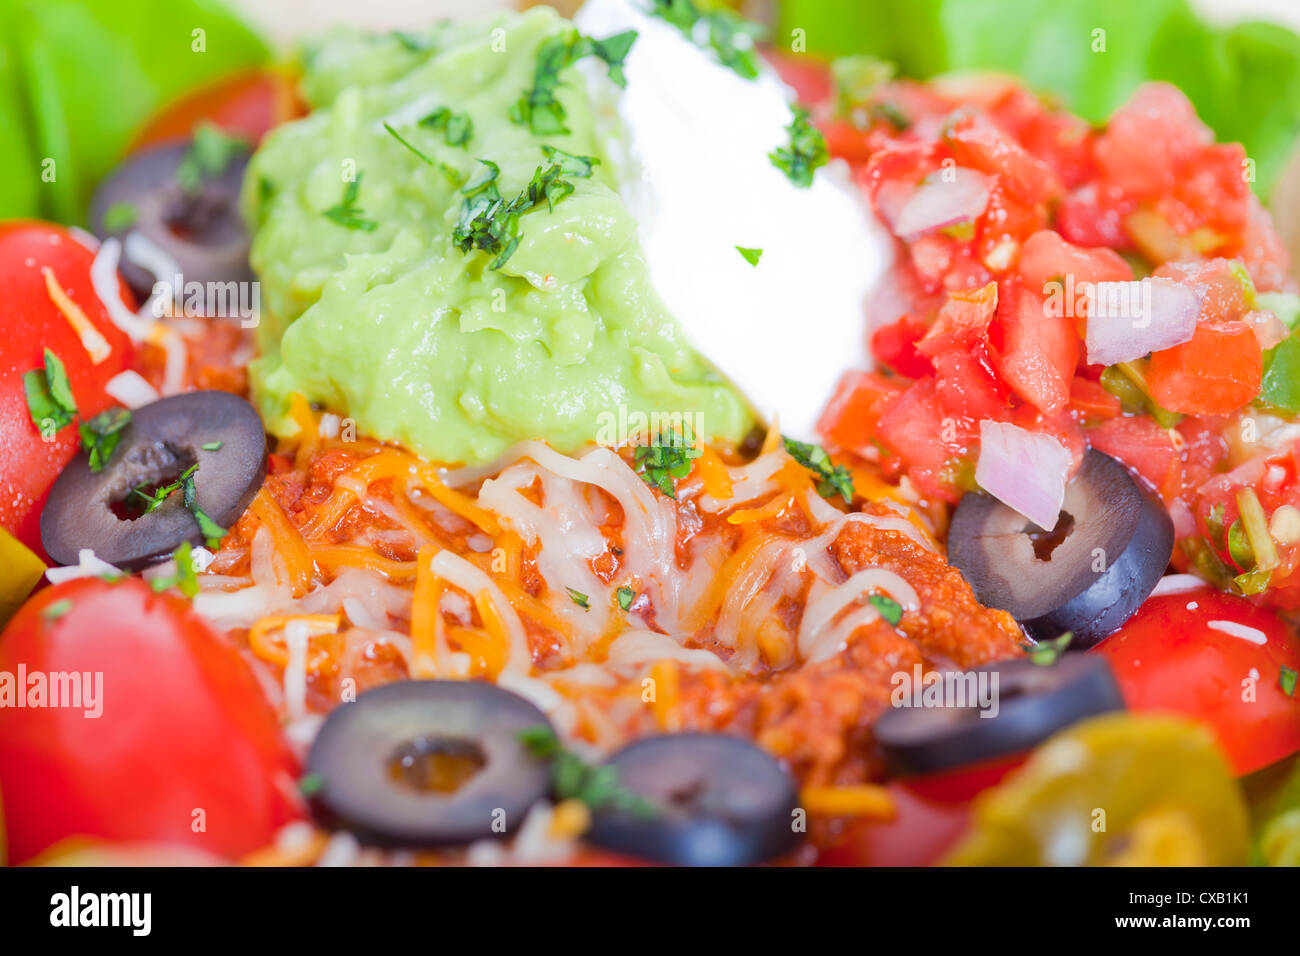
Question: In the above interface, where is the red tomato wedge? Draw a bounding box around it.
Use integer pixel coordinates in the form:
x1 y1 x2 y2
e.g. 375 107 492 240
1093 589 1300 775
0 578 303 863
129 67 305 152
0 223 136 560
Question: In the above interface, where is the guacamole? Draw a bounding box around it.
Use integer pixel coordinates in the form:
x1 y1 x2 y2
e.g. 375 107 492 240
244 7 754 465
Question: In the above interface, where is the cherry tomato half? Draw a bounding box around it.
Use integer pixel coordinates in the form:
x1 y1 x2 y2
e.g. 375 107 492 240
0 222 136 560
129 67 306 152
1094 589 1300 775
0 578 302 863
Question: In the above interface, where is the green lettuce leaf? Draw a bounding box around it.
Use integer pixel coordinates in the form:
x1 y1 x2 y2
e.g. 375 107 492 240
0 0 269 223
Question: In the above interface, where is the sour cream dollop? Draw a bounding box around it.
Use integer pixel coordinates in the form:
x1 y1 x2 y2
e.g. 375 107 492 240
575 0 892 439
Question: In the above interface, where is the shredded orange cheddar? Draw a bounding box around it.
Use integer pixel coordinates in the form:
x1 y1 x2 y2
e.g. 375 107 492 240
409 546 441 678
249 489 314 596
42 267 112 364
288 393 319 469
726 492 795 525
649 658 682 732
248 613 341 673
694 445 734 500
310 546 417 581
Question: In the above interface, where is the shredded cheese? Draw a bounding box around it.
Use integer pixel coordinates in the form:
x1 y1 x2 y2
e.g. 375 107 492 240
42 267 112 364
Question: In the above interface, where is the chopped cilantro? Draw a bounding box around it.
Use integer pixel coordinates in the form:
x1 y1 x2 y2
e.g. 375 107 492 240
566 587 590 610
634 426 701 499
79 407 130 473
616 586 636 611
868 594 903 627
736 246 763 266
131 463 198 514
518 725 656 816
1282 665 1298 698
541 144 599 178
420 106 474 148
176 122 248 193
101 201 138 232
201 441 223 451
769 106 828 188
298 772 326 797
1024 632 1074 666
149 541 200 598
783 436 854 503
382 123 464 186
182 469 227 549
451 151 597 270
42 599 73 622
323 173 379 232
24 348 78 435
511 28 637 135
648 0 764 79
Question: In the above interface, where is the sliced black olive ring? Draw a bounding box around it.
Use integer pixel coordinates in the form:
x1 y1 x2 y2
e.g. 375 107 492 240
40 390 266 569
306 680 553 847
947 448 1174 648
90 139 252 306
874 654 1126 776
584 733 802 866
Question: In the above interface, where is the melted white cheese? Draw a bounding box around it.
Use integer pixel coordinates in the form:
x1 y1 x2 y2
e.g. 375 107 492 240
575 0 891 439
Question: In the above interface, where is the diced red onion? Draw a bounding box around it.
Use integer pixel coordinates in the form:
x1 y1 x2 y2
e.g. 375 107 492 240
1084 277 1204 366
975 420 1071 531
891 168 990 240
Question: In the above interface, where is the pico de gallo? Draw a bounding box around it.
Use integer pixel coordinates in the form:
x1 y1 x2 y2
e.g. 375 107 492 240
812 70 1300 607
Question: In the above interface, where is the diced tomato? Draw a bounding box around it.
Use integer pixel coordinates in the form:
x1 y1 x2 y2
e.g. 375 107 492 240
1055 184 1134 250
987 281 1077 415
870 314 932 378
820 119 875 165
1174 143 1251 234
860 141 942 224
760 49 833 106
944 110 1062 206
1016 229 1132 291
916 282 998 356
1146 319 1262 416
1153 258 1253 324
1093 83 1212 197
933 345 1007 423
1068 376 1121 424
875 378 966 499
816 370 904 454
991 87 1095 188
1087 414 1180 501
909 235 958 290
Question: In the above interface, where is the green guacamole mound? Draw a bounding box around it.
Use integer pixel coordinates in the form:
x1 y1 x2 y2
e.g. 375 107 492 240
243 7 754 466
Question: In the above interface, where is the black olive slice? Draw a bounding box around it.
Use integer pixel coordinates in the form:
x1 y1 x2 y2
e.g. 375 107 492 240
89 140 252 306
585 734 801 867
306 680 552 846
874 655 1125 776
40 391 266 569
948 448 1173 648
